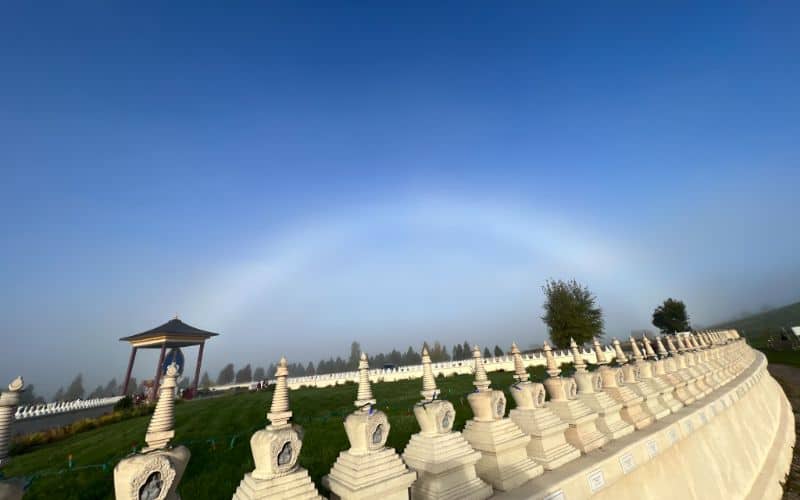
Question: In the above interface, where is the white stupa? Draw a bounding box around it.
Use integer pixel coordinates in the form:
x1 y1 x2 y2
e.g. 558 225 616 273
461 346 543 491
233 357 322 499
569 338 633 440
402 346 492 500
613 338 669 421
323 353 416 500
541 341 608 453
507 342 581 470
114 363 191 500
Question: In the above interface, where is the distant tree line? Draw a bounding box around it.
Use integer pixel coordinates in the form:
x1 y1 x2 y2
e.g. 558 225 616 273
207 339 514 385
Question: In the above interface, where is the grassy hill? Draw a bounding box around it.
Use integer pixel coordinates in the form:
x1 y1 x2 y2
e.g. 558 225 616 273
712 300 800 346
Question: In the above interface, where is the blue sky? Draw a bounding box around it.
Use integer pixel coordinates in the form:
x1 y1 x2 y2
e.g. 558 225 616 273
1 3 798 397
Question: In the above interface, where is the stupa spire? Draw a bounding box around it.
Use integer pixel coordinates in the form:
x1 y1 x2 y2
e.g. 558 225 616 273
656 335 670 357
144 362 179 451
642 336 657 359
472 345 491 391
570 338 587 373
543 341 560 377
355 352 376 409
629 336 645 361
592 337 608 365
664 335 678 355
612 338 628 364
420 346 438 399
511 342 529 383
267 357 292 428
0 376 24 468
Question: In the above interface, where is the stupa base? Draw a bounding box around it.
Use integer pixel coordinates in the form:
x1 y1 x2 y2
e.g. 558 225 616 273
233 467 322 500
323 447 416 500
509 408 580 470
403 431 492 500
462 418 543 491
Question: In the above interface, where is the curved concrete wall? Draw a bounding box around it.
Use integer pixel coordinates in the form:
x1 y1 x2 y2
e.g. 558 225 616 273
496 346 795 500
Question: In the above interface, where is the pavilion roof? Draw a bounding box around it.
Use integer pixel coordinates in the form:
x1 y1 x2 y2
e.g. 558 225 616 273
120 318 220 344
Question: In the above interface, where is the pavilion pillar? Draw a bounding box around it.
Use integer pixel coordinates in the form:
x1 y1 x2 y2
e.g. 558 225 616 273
121 347 138 395
192 341 205 392
152 343 167 401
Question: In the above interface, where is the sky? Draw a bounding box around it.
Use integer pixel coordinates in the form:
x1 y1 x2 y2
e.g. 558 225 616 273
1 3 798 398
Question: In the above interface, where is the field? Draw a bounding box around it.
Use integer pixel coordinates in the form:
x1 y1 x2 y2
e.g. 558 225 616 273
5 367 550 499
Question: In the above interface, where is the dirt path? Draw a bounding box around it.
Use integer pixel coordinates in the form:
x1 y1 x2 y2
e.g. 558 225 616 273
768 364 800 499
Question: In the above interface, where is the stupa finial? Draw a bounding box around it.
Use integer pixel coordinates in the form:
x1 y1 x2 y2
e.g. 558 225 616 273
612 338 628 364
355 352 376 409
592 337 608 364
267 356 292 427
421 346 438 399
472 345 491 391
511 342 529 383
543 341 560 378
570 338 587 373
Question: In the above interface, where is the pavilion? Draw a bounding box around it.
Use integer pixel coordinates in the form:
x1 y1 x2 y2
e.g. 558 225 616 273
119 317 219 398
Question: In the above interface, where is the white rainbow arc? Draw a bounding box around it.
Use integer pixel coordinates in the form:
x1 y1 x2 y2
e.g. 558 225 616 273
185 195 651 334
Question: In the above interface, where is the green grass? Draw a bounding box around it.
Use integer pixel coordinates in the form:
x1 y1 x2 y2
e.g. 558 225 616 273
5 367 551 499
711 300 800 347
760 348 800 368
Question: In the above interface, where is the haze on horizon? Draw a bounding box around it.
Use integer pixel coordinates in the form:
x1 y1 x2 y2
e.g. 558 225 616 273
1 3 798 398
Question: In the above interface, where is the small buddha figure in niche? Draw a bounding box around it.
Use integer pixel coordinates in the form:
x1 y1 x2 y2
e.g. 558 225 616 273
139 472 162 500
277 441 293 466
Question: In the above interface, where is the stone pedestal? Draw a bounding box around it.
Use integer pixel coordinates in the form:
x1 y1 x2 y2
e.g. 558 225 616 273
508 343 580 470
323 353 415 499
461 346 542 491
640 337 683 414
402 347 492 500
655 336 695 405
233 357 322 500
615 339 670 421
597 366 652 430
574 340 633 440
114 363 191 500
542 342 607 454
666 336 703 401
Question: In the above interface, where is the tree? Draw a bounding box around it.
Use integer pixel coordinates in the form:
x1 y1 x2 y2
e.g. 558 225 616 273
306 362 316 375
453 343 464 360
462 341 472 359
266 363 277 379
103 378 118 397
541 279 604 348
652 298 691 334
216 363 235 385
253 366 266 381
235 364 252 383
348 341 361 370
200 372 211 389
126 377 138 395
483 347 492 359
88 385 104 398
494 345 504 357
52 387 65 402
20 385 45 405
64 374 85 400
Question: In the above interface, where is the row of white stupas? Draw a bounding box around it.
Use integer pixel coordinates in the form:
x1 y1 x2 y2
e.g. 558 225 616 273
13 396 125 421
0 329 748 500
